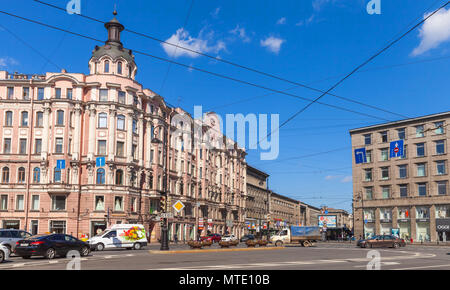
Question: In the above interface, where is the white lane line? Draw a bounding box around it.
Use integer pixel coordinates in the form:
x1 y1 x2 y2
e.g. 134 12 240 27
354 262 400 268
393 264 450 270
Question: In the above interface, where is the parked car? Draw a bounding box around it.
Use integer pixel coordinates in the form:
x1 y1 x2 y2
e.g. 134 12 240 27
88 224 148 251
358 235 406 248
222 234 238 242
14 233 90 259
240 234 255 242
0 244 10 263
0 229 32 252
200 233 222 243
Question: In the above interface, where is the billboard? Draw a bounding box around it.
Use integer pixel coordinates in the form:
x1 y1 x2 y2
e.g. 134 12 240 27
318 215 337 228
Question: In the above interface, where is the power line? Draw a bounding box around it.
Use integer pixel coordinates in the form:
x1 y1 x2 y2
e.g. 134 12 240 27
0 9 396 123
257 1 450 146
32 0 408 120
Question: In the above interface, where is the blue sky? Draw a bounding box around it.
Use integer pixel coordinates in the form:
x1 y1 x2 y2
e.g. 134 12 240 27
1 0 450 212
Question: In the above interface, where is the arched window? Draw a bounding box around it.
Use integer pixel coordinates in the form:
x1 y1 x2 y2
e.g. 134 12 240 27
21 111 28 126
18 167 26 183
5 111 13 126
117 115 125 130
54 167 61 183
2 167 10 183
98 113 107 128
104 60 110 73
97 168 105 185
33 167 40 183
115 169 123 185
117 61 122 74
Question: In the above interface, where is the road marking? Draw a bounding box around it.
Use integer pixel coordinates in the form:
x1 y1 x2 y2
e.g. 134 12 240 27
354 262 400 268
393 264 450 270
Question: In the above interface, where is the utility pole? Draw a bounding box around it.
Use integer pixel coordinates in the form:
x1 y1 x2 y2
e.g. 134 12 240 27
160 112 171 251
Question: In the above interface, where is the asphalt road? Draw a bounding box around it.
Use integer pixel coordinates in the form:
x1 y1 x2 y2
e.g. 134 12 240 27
1 242 449 270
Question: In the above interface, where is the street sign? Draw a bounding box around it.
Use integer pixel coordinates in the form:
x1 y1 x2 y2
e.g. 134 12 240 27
160 212 174 218
172 200 185 213
354 148 367 164
389 140 404 158
96 156 106 167
56 160 66 169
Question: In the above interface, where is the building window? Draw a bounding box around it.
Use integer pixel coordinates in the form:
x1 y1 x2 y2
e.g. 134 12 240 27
437 181 447 195
1 195 8 210
22 87 30 100
380 167 389 180
54 167 61 183
435 121 444 134
56 110 64 125
364 134 372 145
66 88 73 100
97 140 107 155
381 186 390 199
98 113 108 128
96 168 105 185
399 185 408 197
365 187 373 200
132 119 137 134
5 111 12 126
397 128 406 140
380 148 389 161
16 195 24 211
2 167 9 183
436 161 446 175
398 165 408 178
436 205 450 219
114 196 123 211
99 89 108 102
116 141 124 157
36 112 43 127
416 207 429 219
38 88 44 100
132 144 137 160
21 111 29 126
131 197 137 212
49 221 66 234
55 88 61 99
95 196 105 211
19 139 27 154
117 61 122 74
18 167 26 183
55 138 63 153
416 163 426 177
416 143 425 157
7 87 14 99
115 169 123 185
35 139 42 154
118 91 126 104
33 167 40 183
104 60 110 73
435 140 445 155
52 195 66 211
117 115 125 130
380 131 388 143
30 220 38 235
417 183 427 196
416 125 424 137
31 195 40 211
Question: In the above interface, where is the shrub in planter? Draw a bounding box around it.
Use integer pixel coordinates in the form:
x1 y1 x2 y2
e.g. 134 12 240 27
246 240 257 247
219 241 231 248
188 240 203 249
230 240 239 246
258 240 268 247
202 240 213 247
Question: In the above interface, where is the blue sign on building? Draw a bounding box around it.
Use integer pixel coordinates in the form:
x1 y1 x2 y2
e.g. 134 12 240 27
56 160 66 169
96 157 106 167
354 148 367 164
389 140 404 158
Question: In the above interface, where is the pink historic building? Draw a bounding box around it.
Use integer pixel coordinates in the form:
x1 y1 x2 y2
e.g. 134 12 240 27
0 13 247 242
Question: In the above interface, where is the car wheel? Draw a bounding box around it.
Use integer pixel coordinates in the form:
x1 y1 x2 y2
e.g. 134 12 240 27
80 246 90 257
275 241 283 247
393 243 399 249
45 248 56 259
96 243 105 251
133 243 141 250
22 256 31 259
0 250 4 263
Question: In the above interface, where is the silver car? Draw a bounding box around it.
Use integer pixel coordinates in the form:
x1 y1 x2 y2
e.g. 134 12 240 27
0 229 32 252
0 244 10 263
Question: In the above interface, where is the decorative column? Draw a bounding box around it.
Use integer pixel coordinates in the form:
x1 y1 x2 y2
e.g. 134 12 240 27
41 106 51 160
87 105 96 161
127 112 134 163
138 114 144 167
72 105 82 161
145 119 152 168
108 107 117 161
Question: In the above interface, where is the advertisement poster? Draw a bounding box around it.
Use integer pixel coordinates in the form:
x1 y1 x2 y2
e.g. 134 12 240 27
318 215 337 228
391 228 400 237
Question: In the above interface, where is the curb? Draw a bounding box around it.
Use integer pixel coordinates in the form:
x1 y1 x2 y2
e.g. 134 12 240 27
149 246 285 254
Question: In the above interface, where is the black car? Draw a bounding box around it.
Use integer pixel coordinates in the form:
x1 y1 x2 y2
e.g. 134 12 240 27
14 234 90 259
240 234 255 242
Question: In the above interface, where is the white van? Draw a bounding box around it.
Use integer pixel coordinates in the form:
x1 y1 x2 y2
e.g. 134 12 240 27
88 224 148 251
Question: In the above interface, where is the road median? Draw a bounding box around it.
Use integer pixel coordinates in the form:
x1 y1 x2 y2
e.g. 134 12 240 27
149 246 285 254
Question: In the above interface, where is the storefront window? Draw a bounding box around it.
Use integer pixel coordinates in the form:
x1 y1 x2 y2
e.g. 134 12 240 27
49 220 66 234
364 224 375 239
380 223 392 235
363 209 375 221
416 207 430 218
379 208 392 220
398 222 411 240
436 205 450 218
416 222 430 242
398 207 410 219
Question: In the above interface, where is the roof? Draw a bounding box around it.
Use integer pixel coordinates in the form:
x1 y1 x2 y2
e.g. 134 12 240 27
246 165 269 178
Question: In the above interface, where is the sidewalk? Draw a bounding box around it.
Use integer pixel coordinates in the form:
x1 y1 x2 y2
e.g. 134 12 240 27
317 240 450 247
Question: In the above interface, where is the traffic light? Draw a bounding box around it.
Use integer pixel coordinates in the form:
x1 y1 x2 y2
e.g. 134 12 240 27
160 195 167 213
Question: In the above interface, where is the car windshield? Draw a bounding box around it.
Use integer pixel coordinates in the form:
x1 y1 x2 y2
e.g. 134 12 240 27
95 230 109 237
24 234 48 240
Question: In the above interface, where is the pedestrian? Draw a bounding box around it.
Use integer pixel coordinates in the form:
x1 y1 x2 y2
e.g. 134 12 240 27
174 233 178 244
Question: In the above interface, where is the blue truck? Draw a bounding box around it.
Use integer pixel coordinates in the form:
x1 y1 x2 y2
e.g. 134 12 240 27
270 226 321 247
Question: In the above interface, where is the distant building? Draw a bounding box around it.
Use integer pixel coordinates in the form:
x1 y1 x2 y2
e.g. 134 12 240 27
245 166 270 235
269 192 300 231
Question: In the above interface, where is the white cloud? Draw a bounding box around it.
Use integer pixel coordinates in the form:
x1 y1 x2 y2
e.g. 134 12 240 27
312 0 331 11
325 175 338 180
340 176 352 183
229 25 251 43
296 14 315 26
211 7 221 18
276 17 286 25
412 8 450 56
0 57 19 68
260 36 285 54
161 28 227 58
